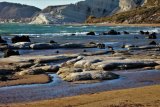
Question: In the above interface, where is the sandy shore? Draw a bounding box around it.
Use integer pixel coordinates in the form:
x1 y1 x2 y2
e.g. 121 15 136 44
0 74 51 87
3 85 160 107
68 23 160 27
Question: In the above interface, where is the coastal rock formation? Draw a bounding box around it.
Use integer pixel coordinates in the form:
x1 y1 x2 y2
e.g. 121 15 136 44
30 0 120 24
57 55 157 82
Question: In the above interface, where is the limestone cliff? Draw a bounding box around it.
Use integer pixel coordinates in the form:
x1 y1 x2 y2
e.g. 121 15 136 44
30 0 146 24
31 0 120 24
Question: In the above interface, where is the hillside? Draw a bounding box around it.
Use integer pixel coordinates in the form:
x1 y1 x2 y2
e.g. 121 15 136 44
0 2 41 22
86 0 160 24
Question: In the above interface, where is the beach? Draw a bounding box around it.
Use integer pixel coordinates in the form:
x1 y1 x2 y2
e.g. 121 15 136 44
2 85 160 107
0 24 160 106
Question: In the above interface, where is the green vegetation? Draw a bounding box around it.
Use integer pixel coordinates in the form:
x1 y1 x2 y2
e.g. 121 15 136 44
86 0 160 24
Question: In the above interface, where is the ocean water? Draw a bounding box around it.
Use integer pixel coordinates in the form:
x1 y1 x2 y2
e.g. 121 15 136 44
0 23 160 56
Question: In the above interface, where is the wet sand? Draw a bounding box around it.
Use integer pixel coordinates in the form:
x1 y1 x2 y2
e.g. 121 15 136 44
4 84 160 107
0 70 160 104
0 74 51 87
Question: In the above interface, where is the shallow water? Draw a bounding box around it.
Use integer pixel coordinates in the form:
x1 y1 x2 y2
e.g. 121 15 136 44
1 24 160 104
1 24 160 57
0 70 160 104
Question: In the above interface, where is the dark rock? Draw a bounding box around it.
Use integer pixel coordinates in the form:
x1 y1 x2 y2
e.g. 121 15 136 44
50 40 57 44
107 46 114 51
140 31 149 35
149 41 157 45
56 50 59 54
123 31 129 34
11 36 31 43
97 43 105 49
140 31 145 35
107 30 120 35
145 31 150 35
0 36 7 43
148 32 157 39
86 32 95 35
83 49 87 52
71 34 76 36
4 49 20 57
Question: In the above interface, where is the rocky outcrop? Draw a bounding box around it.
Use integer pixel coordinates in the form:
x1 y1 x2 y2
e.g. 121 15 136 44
57 55 157 82
30 0 121 24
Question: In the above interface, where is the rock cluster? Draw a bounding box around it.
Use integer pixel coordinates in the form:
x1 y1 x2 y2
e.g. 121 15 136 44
57 55 157 82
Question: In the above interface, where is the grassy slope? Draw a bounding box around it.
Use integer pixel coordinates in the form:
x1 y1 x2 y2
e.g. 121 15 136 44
86 0 160 24
2 85 160 107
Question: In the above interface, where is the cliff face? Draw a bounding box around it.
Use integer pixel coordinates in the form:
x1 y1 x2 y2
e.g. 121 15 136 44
31 0 146 24
31 0 120 24
30 5 67 24
0 2 41 20
86 0 160 24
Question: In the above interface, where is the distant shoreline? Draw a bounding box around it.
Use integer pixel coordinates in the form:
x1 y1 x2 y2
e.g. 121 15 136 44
67 23 160 27
1 22 160 27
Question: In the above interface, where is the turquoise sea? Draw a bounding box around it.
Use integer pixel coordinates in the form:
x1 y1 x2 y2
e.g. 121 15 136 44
0 23 160 56
0 23 160 43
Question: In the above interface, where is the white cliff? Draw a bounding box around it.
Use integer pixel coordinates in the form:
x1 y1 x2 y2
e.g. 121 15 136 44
30 0 145 24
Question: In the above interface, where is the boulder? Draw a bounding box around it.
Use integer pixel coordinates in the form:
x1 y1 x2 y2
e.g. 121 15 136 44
149 41 157 45
107 30 120 35
59 70 119 82
97 43 105 49
3 49 20 57
50 40 57 44
64 72 92 81
30 43 59 49
140 31 149 35
90 71 119 80
86 32 95 35
123 31 129 34
11 36 31 43
148 32 157 39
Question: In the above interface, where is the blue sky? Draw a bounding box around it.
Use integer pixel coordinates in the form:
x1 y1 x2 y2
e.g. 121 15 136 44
0 0 83 9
